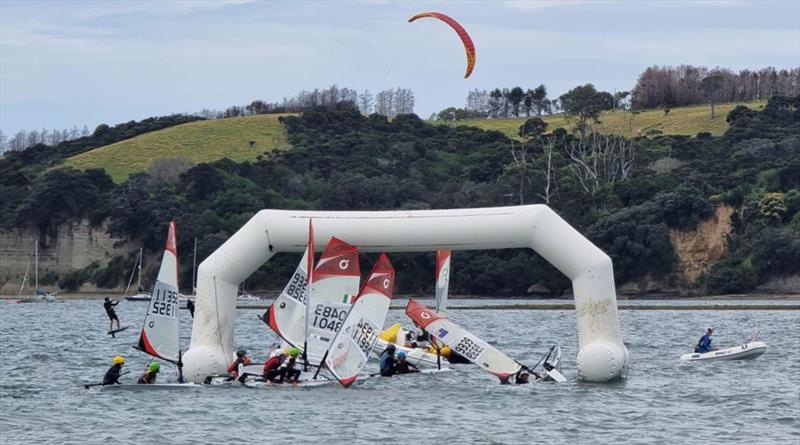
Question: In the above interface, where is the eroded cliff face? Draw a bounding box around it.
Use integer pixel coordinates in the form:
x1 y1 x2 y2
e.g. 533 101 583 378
0 220 132 294
670 205 734 284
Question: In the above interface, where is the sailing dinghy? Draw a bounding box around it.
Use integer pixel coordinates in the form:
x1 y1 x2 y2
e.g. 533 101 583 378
98 221 199 391
324 254 396 387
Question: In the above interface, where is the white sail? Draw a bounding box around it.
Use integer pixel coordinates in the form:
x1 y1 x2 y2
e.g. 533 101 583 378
326 254 395 387
263 249 310 349
137 221 180 362
306 237 360 363
405 299 521 380
434 250 451 312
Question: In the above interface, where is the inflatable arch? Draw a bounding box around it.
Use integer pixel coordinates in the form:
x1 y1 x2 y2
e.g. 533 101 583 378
183 205 630 383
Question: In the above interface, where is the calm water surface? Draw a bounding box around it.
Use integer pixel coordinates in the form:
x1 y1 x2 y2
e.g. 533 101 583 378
1 299 798 444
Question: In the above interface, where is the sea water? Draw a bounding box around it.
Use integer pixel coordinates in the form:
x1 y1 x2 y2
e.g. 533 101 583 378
0 299 798 444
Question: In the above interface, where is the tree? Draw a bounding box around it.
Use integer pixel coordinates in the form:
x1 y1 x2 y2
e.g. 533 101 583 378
508 87 524 117
358 90 373 114
518 117 548 140
701 74 724 118
558 84 613 137
530 84 548 116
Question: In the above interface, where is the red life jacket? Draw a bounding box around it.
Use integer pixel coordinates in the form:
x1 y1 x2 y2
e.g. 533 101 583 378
227 356 252 377
263 355 284 373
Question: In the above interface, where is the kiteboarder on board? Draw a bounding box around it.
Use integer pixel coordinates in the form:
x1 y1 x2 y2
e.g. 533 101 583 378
137 362 160 384
102 356 126 385
694 328 715 353
227 350 252 383
103 297 121 332
186 299 195 318
393 351 420 374
379 344 397 377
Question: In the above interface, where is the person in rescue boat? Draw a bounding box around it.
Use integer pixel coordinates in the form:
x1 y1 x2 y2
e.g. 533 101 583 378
137 362 160 384
695 328 715 353
103 297 121 332
277 348 302 384
392 351 419 374
379 344 397 377
102 356 126 385
263 347 286 383
227 349 252 382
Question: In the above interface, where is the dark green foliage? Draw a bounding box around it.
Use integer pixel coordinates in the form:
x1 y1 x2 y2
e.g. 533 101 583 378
58 262 99 291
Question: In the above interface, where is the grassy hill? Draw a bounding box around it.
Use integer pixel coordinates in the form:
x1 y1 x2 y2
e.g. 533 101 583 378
64 114 292 182
441 100 767 140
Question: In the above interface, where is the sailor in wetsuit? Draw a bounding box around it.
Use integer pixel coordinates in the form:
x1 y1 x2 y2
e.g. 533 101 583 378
263 348 286 383
103 356 126 385
277 348 302 384
695 328 715 353
379 344 397 377
103 297 120 332
186 299 195 318
138 362 160 384
393 351 419 374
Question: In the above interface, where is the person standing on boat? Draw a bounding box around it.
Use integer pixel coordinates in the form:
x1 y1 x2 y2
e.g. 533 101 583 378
102 356 126 385
137 362 160 384
103 297 120 332
186 299 195 318
227 349 252 382
393 351 419 374
695 328 715 353
380 344 397 377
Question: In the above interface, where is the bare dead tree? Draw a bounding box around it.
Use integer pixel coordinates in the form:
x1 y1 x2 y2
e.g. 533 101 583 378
536 137 557 204
508 140 531 205
564 132 635 202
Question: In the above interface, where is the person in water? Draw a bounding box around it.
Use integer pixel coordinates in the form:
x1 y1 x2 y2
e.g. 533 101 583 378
263 348 286 383
103 297 120 332
138 362 160 384
515 371 530 384
227 349 252 382
393 351 419 374
379 344 397 377
695 328 715 353
278 348 302 384
102 356 126 386
186 299 195 318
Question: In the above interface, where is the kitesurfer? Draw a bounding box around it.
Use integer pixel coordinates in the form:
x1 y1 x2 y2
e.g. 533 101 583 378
263 348 286 383
695 328 715 353
379 344 397 377
103 297 120 332
186 299 195 318
137 362 160 384
102 356 125 385
277 348 302 384
227 349 252 382
393 351 419 374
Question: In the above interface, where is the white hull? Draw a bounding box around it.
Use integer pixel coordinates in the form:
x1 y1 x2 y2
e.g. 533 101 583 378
97 383 201 391
680 341 767 361
372 338 443 367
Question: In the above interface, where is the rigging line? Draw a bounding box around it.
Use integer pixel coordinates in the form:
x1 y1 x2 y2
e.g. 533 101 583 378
213 275 230 365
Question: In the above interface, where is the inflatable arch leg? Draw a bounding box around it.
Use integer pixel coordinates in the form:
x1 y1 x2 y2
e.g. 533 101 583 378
183 205 629 383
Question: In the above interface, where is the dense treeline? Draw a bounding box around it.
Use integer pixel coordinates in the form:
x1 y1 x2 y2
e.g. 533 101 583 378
1 97 798 296
0 125 91 154
631 65 800 110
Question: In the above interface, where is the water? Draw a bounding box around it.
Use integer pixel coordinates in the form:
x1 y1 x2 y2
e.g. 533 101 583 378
1 299 798 444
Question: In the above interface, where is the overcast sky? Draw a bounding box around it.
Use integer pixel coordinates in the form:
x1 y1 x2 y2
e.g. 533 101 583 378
1 0 798 136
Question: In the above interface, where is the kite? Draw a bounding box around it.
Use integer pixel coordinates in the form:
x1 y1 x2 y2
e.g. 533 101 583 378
408 12 476 79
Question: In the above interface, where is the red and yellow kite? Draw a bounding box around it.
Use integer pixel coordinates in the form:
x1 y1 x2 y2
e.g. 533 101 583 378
408 12 476 79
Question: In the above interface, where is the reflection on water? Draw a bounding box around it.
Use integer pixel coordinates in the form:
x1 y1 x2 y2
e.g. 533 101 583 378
1 299 798 444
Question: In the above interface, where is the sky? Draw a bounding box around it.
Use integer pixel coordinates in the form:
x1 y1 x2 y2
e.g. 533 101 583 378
1 0 799 136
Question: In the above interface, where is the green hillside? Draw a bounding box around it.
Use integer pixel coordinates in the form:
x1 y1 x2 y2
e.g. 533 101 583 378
64 114 292 182
442 100 767 140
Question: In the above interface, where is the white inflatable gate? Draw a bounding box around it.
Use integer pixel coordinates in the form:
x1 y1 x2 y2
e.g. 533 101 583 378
183 205 629 383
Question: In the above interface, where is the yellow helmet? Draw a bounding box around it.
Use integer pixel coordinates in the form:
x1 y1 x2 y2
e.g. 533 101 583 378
112 356 125 365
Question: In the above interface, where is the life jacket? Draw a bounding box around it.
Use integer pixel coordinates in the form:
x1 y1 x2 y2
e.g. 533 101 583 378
263 355 284 373
227 356 252 377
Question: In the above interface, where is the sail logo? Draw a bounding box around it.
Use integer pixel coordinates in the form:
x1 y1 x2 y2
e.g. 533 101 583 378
339 259 350 270
383 278 390 289
437 328 449 338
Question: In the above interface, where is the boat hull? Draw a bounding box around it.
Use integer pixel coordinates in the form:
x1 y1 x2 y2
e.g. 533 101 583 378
97 383 201 391
680 341 767 361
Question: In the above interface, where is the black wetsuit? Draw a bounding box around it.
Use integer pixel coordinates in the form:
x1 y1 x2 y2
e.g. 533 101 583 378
186 300 195 318
393 360 419 375
102 363 123 385
278 357 301 383
104 300 119 321
137 370 158 384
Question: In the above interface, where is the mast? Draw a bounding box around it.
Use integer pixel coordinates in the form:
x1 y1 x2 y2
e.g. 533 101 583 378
34 241 38 291
138 247 143 292
302 219 314 371
192 237 198 295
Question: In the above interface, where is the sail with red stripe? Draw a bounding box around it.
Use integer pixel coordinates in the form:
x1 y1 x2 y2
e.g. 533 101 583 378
137 221 180 362
435 250 451 312
405 299 521 380
326 254 395 387
305 237 360 363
